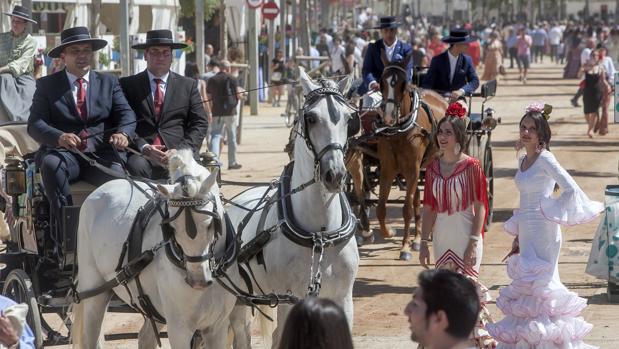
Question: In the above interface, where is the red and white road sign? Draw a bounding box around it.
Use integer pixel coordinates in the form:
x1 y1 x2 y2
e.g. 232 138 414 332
262 1 280 21
246 0 263 9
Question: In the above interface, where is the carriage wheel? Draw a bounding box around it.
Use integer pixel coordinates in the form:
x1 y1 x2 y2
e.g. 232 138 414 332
483 141 494 231
2 269 44 349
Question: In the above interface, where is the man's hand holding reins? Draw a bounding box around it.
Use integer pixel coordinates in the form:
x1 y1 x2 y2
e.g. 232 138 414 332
58 133 82 149
109 133 129 150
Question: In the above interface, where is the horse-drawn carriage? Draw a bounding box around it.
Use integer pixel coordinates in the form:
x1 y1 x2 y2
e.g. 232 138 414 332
345 62 499 259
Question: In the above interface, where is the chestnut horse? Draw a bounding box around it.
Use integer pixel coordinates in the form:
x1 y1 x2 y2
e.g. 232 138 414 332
347 54 447 260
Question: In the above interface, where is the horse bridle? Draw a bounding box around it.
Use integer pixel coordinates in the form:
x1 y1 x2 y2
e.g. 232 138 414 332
299 85 357 178
161 174 223 265
381 65 408 121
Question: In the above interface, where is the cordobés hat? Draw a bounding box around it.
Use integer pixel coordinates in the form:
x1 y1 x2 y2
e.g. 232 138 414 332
373 16 400 30
132 30 188 50
442 29 477 44
4 5 37 24
48 26 108 58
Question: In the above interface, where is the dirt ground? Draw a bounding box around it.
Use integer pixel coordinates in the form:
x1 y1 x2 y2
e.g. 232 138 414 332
53 62 619 348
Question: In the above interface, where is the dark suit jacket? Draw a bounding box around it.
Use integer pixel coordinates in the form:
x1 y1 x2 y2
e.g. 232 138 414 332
357 39 413 95
421 51 480 95
119 70 208 154
28 70 136 155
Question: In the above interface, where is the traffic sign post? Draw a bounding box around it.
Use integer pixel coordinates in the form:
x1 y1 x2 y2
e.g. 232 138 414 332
246 0 263 9
262 1 280 21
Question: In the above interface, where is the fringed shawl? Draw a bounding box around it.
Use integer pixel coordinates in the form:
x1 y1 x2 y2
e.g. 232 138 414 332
423 157 489 236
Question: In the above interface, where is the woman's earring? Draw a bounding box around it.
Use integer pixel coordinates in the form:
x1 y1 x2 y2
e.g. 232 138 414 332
454 143 461 156
536 142 545 153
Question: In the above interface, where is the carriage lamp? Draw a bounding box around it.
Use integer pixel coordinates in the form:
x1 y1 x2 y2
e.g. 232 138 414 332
201 151 221 184
481 108 498 131
3 157 26 196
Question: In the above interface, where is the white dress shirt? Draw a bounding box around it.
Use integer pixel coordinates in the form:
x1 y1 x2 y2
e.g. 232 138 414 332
602 56 616 85
383 39 397 62
66 70 90 117
447 50 459 83
330 45 346 74
147 70 170 100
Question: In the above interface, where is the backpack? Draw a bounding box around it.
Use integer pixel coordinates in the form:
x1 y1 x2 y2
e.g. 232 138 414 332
222 75 239 115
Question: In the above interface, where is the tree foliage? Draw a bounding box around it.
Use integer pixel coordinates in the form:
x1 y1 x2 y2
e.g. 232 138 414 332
179 0 221 20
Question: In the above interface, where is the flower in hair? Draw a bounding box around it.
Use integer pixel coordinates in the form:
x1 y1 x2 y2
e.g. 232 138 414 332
445 102 467 118
525 101 552 120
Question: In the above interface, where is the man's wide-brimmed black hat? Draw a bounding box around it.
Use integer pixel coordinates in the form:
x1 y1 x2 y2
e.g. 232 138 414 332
442 29 477 44
132 30 188 50
48 26 108 58
3 5 37 24
373 16 400 30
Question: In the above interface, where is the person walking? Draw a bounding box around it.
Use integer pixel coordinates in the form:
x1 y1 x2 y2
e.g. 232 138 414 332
570 38 596 106
486 103 603 348
582 50 608 138
516 28 532 83
270 50 285 107
207 60 242 170
419 102 496 349
506 28 518 69
597 45 615 136
481 32 503 81
531 25 547 63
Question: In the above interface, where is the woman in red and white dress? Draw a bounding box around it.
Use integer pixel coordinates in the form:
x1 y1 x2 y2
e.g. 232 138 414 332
419 102 496 349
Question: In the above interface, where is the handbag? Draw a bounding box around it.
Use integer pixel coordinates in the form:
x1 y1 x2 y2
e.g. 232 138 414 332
271 72 282 82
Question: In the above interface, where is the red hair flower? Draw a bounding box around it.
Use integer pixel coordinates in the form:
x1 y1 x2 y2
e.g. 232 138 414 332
445 102 467 118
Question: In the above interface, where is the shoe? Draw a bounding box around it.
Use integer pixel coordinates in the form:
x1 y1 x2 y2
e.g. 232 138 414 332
228 163 242 170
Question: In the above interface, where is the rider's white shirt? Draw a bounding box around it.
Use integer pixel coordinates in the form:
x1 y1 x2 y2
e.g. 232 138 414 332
447 50 459 83
66 70 90 116
147 69 170 100
383 38 397 62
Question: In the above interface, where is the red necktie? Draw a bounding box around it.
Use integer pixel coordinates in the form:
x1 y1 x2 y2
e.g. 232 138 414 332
152 78 164 146
76 78 88 150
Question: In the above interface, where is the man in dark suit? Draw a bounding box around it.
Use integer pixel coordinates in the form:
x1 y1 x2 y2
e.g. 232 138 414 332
28 26 136 222
357 16 413 108
422 29 480 101
120 29 208 179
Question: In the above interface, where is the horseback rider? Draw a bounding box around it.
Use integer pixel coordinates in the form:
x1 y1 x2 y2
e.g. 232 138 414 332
120 29 209 180
357 16 413 109
421 29 480 102
28 26 136 233
0 5 38 122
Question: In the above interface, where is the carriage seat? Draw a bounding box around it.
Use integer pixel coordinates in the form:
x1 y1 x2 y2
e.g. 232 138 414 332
69 181 97 206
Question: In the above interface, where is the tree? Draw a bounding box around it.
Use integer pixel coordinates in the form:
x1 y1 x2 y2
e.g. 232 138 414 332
179 0 220 20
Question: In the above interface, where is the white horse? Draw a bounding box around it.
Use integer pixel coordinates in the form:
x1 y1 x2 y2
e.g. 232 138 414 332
72 149 239 348
227 68 360 349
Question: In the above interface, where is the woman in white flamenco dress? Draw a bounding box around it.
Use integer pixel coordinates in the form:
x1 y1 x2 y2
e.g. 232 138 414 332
486 103 603 349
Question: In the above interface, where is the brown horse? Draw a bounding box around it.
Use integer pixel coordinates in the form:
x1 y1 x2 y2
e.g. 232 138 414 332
347 54 447 259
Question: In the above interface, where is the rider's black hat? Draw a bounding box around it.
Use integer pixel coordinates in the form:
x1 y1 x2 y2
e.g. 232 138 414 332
3 5 37 24
442 29 477 44
132 30 188 50
373 16 400 30
48 26 108 58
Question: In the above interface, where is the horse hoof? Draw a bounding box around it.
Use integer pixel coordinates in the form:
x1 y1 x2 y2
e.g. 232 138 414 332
399 251 412 261
355 235 364 247
364 234 375 245
412 241 421 251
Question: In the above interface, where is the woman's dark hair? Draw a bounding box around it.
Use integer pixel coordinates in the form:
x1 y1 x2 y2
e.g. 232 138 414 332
418 269 480 339
278 297 353 349
519 111 551 150
435 116 468 152
184 62 200 78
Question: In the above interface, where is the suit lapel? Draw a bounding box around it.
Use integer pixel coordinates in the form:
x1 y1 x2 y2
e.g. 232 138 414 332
87 70 99 119
61 71 79 119
140 70 156 118
161 72 175 119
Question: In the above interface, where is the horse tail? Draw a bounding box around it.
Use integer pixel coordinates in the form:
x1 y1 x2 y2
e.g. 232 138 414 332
258 305 277 349
70 301 84 347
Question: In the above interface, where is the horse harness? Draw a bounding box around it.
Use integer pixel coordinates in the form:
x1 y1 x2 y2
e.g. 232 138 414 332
74 174 238 346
